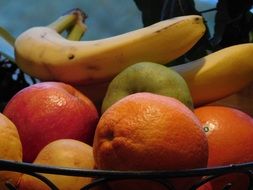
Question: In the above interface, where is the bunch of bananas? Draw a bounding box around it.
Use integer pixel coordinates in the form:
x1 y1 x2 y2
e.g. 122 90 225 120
14 8 253 108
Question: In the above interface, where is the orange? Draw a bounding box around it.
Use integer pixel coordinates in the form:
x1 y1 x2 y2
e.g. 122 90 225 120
195 105 253 190
0 113 23 190
19 139 94 190
93 92 208 190
197 182 213 190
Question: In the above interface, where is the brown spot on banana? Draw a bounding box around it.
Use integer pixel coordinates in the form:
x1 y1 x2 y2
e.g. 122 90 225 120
68 54 75 60
155 26 170 34
40 32 47 38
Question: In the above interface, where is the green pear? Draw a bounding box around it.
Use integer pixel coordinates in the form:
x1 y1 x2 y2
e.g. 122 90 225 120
101 62 193 113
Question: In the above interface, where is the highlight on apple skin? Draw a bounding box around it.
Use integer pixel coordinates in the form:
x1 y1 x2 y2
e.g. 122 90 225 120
3 81 99 163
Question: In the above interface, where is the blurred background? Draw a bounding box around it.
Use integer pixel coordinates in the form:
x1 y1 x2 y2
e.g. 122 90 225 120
0 0 217 39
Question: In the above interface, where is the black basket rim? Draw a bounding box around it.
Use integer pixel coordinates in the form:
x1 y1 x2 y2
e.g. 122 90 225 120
1 159 253 178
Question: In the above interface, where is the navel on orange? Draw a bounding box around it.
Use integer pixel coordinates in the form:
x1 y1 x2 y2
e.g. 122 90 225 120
93 92 208 190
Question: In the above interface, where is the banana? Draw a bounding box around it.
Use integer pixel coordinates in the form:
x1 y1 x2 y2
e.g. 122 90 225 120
14 11 205 85
171 43 253 107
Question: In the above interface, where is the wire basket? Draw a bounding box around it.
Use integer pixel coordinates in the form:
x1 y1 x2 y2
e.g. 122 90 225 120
1 159 253 190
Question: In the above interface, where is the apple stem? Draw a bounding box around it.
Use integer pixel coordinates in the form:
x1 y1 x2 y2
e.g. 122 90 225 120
48 8 88 35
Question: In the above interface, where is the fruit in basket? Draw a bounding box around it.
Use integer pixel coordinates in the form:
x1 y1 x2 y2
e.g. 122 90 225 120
3 81 99 163
194 106 253 190
19 139 94 190
75 43 253 112
197 182 213 190
101 62 193 113
0 113 22 190
93 92 208 190
74 81 111 112
14 8 205 85
171 43 253 106
208 82 253 116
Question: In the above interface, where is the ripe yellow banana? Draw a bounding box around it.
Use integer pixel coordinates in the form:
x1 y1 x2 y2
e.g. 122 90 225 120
171 43 253 107
14 13 205 85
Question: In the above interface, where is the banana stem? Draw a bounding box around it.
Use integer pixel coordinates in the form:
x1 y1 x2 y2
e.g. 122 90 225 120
48 8 87 34
0 27 16 47
48 14 76 34
67 17 87 41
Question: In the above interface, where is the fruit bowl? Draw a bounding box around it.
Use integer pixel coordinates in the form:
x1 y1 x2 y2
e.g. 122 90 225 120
1 159 253 190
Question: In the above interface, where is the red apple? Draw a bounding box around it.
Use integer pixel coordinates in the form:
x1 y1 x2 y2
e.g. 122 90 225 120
3 81 99 163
